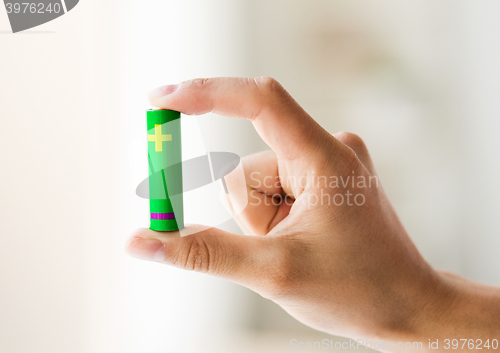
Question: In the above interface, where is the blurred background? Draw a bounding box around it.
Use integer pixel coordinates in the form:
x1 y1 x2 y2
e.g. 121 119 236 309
1 0 500 352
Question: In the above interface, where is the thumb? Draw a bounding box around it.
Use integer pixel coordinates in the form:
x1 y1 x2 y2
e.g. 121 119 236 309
125 226 283 293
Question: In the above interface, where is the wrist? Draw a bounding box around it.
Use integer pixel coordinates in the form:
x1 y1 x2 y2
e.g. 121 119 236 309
376 270 500 351
435 271 500 339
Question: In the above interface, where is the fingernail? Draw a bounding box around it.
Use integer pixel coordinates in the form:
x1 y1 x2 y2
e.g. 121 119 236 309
125 237 166 262
147 84 178 99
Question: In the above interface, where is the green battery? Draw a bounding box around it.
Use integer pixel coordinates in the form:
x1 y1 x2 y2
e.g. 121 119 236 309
146 109 184 231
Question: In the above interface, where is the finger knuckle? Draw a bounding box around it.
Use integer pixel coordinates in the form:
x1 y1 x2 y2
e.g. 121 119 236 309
254 77 287 98
188 78 211 90
175 236 212 273
334 132 370 169
335 132 367 153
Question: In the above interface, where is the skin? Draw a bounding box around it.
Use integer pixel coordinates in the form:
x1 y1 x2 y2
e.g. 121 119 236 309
125 77 500 352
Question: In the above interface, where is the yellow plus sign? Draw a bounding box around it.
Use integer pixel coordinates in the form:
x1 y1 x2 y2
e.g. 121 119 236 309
148 124 172 152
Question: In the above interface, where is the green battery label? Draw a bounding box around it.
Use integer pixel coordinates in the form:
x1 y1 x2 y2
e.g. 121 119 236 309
146 109 184 231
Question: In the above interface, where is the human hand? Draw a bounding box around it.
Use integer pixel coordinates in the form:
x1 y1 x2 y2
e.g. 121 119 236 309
126 77 500 350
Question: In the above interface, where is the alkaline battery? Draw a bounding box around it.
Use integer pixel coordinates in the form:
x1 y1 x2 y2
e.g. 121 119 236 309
146 109 184 231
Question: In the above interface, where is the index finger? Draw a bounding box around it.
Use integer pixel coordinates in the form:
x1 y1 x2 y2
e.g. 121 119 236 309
147 77 340 161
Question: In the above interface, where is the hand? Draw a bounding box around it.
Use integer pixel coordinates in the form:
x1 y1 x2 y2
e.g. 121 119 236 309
126 77 500 350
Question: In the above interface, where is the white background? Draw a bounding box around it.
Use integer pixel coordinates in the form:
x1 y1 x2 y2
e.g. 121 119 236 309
1 1 500 352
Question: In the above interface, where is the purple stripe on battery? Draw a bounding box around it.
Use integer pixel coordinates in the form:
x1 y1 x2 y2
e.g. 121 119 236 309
151 213 175 220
